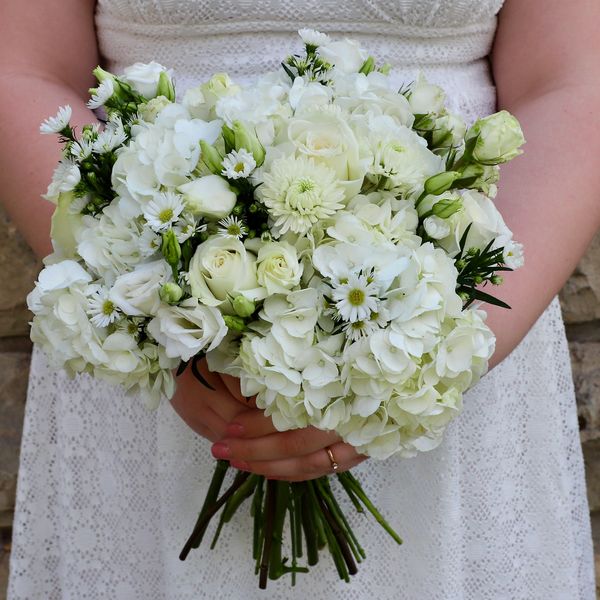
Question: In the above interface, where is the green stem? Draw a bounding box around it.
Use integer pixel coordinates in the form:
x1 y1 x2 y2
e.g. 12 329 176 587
268 481 290 580
252 477 265 563
258 479 277 589
300 485 319 566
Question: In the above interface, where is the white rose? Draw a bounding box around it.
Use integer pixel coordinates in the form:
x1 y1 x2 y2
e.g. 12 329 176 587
256 241 303 295
423 215 451 240
467 110 525 165
188 236 263 308
318 39 366 73
122 61 171 98
147 298 228 361
178 175 237 219
288 77 332 112
110 260 172 316
408 74 446 114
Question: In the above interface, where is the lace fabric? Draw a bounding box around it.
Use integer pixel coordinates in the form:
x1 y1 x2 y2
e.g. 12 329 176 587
8 1 595 598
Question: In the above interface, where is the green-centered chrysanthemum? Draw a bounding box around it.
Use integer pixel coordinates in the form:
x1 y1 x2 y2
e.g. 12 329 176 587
260 155 344 236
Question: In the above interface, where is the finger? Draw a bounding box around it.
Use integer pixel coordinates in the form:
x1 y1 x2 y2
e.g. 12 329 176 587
171 392 228 439
220 373 257 408
229 442 367 481
224 408 280 439
212 427 340 462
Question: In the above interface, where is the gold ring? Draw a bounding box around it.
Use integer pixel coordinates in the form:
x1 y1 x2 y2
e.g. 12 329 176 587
325 446 339 472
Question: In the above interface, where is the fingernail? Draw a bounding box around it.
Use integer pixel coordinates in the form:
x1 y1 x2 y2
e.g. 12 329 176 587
211 442 230 459
230 460 250 471
226 423 244 437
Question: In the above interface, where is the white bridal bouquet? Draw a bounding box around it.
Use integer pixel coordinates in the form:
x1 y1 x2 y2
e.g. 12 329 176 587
29 30 525 587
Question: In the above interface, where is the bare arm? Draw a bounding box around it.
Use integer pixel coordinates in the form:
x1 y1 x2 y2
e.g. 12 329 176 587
486 0 600 367
0 0 99 258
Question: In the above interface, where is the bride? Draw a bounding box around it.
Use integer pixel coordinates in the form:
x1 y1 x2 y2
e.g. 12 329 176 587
2 0 598 598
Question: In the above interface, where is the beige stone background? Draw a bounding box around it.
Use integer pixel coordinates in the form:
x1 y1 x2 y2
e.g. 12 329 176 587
0 206 599 598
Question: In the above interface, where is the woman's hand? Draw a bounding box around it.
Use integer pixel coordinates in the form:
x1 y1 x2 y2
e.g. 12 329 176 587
170 361 256 442
211 410 368 482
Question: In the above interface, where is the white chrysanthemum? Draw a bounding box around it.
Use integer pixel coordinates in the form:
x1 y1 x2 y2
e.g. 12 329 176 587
221 149 256 179
298 28 331 47
332 273 379 322
174 213 204 243
40 105 72 134
218 215 248 239
260 155 345 236
143 192 184 232
88 289 120 328
70 139 94 161
87 78 115 109
343 318 380 341
93 128 127 154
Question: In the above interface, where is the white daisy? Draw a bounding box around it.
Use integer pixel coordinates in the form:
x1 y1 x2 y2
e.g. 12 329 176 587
298 28 330 47
332 273 379 322
143 192 184 232
88 290 120 328
343 318 379 342
92 127 127 154
218 215 248 239
139 228 162 258
70 139 94 161
221 149 257 179
260 155 345 236
87 78 115 109
174 213 205 243
40 105 72 134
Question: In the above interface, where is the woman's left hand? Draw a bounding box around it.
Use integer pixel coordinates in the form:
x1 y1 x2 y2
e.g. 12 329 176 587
210 409 367 482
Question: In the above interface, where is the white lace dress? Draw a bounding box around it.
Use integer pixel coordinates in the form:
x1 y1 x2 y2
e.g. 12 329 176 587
8 1 596 599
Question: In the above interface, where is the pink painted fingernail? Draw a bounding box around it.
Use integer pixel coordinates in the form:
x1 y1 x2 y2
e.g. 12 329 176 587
230 460 250 471
226 423 244 437
211 442 230 459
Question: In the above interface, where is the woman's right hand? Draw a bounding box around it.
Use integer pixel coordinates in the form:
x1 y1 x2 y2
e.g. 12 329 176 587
170 360 255 442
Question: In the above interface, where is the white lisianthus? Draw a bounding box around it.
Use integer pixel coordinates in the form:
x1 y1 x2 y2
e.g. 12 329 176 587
188 236 264 308
50 192 85 258
298 28 330 47
318 38 367 73
178 175 237 219
423 215 451 240
468 110 525 165
147 298 228 361
109 260 172 317
221 149 256 179
407 74 445 114
502 240 525 270
139 96 172 122
288 77 332 112
40 105 72 134
122 61 172 98
256 241 303 295
259 155 345 236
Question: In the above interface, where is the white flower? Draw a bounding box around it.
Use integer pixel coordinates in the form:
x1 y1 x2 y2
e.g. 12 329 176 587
188 236 264 308
175 213 203 242
138 227 162 258
332 272 379 322
259 155 345 236
423 215 451 240
109 260 172 316
467 110 525 165
407 74 445 114
343 318 380 341
87 79 115 109
288 77 332 112
70 139 94 161
502 240 524 270
178 175 237 220
147 298 228 361
318 38 367 73
122 61 171 98
221 149 256 179
92 120 127 154
40 105 72 134
256 241 303 295
298 28 330 47
217 215 247 239
143 191 185 232
44 160 81 201
88 289 120 328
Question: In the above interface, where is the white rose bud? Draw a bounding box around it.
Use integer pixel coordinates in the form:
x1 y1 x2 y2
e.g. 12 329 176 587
147 298 227 361
256 241 303 295
423 215 451 240
122 61 172 99
188 236 263 308
467 110 525 165
178 175 237 220
408 74 446 114
110 260 172 316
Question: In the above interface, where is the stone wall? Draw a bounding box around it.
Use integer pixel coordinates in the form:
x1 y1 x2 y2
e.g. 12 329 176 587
0 206 599 596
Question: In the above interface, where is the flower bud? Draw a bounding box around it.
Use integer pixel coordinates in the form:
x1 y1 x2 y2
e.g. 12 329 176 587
223 315 246 332
200 140 224 175
156 71 175 102
161 230 181 268
424 171 460 196
159 282 184 304
466 110 525 165
232 294 256 318
491 275 503 285
432 196 462 218
358 56 376 75
232 120 265 166
423 215 450 240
